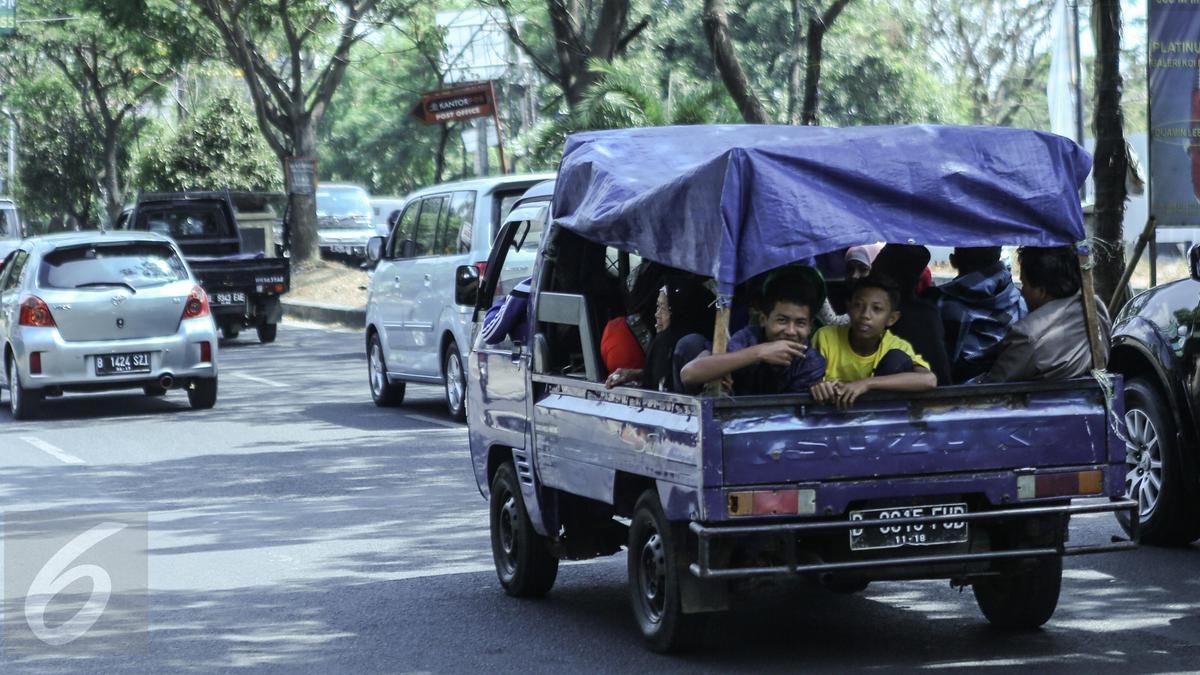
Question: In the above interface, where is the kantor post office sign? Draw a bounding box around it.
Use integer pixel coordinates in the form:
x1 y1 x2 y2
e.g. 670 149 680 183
411 83 495 124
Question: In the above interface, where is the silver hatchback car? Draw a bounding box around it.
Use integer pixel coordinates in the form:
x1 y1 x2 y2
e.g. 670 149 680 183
0 232 219 419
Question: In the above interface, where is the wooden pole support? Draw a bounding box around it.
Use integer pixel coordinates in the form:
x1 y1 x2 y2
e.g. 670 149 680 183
1078 252 1108 371
1106 216 1156 316
703 306 732 396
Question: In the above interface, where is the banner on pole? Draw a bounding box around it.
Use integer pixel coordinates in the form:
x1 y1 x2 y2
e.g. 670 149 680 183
1149 0 1200 226
0 0 16 35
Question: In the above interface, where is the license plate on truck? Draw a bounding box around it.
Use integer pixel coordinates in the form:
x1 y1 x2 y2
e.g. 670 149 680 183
213 292 246 306
94 352 151 376
849 503 968 551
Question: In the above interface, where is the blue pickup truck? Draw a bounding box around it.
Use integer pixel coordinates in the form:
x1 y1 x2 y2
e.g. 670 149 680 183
466 125 1136 652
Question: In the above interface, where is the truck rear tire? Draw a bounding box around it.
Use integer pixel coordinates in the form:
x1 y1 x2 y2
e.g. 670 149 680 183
490 462 558 597
1118 377 1200 545
257 323 278 344
628 490 707 653
972 556 1062 630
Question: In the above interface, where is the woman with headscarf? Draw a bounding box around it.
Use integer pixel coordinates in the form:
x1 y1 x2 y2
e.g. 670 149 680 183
605 276 715 391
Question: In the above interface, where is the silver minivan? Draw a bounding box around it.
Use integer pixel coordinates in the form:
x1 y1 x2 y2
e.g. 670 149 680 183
365 173 553 419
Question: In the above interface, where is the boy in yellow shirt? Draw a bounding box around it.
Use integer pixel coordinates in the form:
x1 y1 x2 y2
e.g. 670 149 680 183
811 275 937 409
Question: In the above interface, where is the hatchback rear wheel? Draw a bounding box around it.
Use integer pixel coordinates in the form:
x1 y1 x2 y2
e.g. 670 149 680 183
188 377 218 409
8 358 41 420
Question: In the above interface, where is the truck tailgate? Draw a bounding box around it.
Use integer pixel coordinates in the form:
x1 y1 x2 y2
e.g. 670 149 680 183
718 380 1119 486
189 257 290 292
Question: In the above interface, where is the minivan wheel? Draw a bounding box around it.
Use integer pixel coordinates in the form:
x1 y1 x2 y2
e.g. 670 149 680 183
368 333 405 406
444 341 466 422
1118 377 1200 545
8 358 41 420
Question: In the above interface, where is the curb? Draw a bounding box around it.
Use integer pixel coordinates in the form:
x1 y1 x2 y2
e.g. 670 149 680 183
282 300 366 327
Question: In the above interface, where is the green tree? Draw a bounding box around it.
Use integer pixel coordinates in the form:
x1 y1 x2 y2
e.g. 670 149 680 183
133 94 281 193
188 0 417 264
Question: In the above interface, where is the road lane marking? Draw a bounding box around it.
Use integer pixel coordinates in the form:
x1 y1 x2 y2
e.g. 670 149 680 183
20 436 86 465
405 414 461 429
232 372 287 388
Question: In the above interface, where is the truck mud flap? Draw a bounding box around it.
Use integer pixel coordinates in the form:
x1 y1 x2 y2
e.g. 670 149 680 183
688 499 1137 580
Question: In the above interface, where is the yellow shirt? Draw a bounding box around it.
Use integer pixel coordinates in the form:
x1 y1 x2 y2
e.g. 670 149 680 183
812 325 930 382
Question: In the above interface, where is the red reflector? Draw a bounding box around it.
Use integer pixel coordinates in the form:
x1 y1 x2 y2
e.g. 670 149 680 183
752 490 799 515
274 283 285 293
29 352 41 375
199 342 212 363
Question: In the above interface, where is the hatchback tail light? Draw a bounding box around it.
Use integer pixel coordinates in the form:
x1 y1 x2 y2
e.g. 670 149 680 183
183 287 210 319
199 341 212 363
29 352 42 375
19 296 56 327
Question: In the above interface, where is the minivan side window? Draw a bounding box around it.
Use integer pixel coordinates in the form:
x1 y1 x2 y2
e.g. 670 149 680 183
388 203 421 258
413 196 446 257
439 191 477 256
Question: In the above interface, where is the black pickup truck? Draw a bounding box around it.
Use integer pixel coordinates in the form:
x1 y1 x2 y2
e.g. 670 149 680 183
116 191 290 343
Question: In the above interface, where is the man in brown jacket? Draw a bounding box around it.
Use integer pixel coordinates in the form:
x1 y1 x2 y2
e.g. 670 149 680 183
978 246 1110 383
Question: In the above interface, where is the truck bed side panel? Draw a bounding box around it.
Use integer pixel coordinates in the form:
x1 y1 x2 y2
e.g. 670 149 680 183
721 386 1117 486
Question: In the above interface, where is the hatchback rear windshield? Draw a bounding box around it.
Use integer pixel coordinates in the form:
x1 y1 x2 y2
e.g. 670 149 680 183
134 203 233 239
39 243 189 290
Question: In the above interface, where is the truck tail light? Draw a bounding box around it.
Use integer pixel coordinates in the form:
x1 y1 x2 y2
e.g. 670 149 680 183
19 296 56 327
1017 470 1104 500
183 286 210 319
728 489 816 517
29 352 42 375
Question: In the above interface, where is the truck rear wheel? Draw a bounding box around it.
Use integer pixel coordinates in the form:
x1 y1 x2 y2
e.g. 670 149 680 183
1118 377 1200 545
628 490 707 653
972 556 1062 630
490 462 558 597
257 323 278 344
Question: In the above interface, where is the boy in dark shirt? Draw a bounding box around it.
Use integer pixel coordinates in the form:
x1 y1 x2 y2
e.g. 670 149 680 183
677 269 826 395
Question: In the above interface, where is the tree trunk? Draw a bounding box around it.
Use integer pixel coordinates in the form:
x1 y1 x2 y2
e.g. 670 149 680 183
801 16 826 125
286 121 320 265
702 0 770 124
434 122 450 184
787 0 805 125
1091 0 1128 304
102 129 124 224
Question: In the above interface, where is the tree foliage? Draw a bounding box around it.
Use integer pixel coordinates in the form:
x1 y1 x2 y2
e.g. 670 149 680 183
133 94 280 193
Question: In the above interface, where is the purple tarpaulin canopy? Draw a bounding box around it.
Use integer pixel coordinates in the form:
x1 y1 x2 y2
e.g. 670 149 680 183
550 124 1091 297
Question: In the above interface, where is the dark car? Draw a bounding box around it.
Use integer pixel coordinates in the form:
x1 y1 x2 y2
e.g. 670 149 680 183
1109 243 1200 545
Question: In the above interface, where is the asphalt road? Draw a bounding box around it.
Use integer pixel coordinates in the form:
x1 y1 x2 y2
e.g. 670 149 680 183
0 323 1197 673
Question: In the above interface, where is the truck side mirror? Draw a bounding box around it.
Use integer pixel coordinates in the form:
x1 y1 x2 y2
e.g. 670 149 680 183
1191 243 1200 282
455 264 480 306
367 236 385 263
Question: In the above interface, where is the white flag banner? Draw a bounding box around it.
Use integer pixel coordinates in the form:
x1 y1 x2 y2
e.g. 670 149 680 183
1047 0 1076 142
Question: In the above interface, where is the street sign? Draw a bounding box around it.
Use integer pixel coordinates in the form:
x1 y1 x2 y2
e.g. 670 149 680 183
285 157 317 196
410 83 495 124
0 0 16 35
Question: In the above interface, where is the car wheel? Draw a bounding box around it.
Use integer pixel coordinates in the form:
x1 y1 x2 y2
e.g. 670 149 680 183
628 490 707 653
187 378 218 409
490 462 558 597
257 323 278 344
973 557 1062 630
221 325 240 340
1118 377 1200 545
444 341 466 422
8 357 41 420
368 333 405 406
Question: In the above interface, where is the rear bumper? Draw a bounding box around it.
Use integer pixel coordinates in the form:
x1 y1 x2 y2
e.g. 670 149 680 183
688 499 1138 580
13 318 218 390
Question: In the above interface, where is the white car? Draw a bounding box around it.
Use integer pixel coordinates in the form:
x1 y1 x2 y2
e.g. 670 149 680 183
0 231 219 419
364 173 553 420
317 183 376 260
